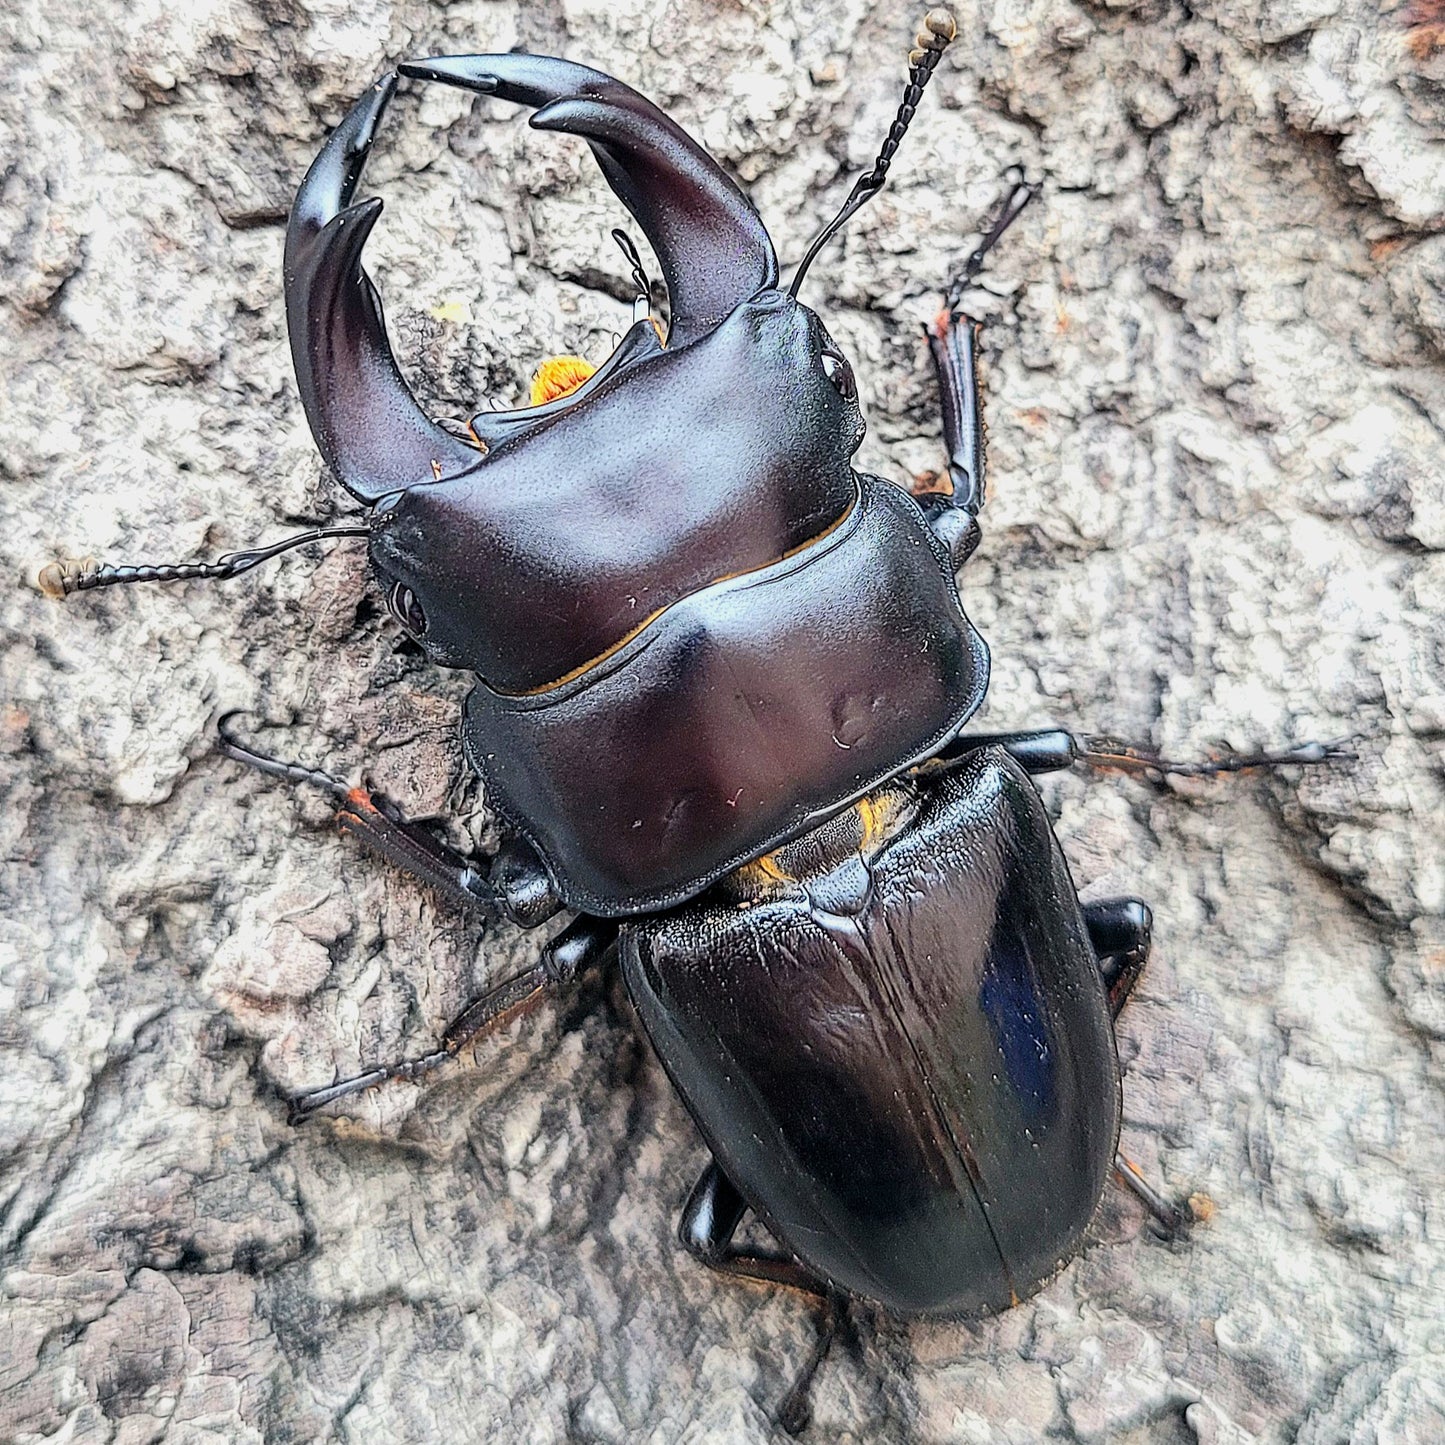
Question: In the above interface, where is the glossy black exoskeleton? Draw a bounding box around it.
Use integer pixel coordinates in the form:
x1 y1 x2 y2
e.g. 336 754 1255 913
43 9 1350 1432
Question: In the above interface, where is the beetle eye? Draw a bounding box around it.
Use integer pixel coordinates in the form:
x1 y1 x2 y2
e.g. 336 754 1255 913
388 581 427 637
820 348 856 400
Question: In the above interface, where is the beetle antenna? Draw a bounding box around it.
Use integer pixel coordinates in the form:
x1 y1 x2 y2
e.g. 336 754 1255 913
788 9 957 299
37 524 370 600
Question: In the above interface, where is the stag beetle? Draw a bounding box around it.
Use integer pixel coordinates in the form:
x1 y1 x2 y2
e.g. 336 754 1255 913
43 9 1348 1431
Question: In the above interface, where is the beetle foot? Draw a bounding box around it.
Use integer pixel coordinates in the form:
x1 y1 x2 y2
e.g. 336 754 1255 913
775 1295 845 1436
287 1050 452 1124
943 166 1039 311
218 711 354 802
1114 1155 1192 1240
1078 734 1358 780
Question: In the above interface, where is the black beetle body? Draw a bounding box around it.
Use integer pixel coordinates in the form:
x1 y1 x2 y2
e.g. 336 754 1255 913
271 37 1138 1334
624 751 1120 1317
288 59 991 918
51 14 1284 1425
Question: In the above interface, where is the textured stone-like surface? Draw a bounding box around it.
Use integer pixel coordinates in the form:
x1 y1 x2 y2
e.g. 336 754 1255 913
2 0 1442 1440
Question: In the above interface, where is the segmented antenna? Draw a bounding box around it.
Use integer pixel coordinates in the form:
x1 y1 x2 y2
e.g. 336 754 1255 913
789 9 958 298
36 524 370 599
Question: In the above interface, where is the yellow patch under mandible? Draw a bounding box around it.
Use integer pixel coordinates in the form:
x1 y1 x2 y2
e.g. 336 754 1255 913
530 354 597 406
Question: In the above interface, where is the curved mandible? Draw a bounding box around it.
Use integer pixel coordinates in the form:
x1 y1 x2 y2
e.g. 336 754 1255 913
398 54 780 349
284 73 482 503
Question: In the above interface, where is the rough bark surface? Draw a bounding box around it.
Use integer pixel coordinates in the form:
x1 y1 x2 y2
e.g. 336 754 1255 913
3 1 1443 1441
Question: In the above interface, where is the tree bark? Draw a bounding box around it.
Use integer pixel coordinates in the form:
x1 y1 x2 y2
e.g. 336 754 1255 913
3 1 1443 1440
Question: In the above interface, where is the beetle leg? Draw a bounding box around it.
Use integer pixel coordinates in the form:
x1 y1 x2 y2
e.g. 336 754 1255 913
776 1295 847 1437
1082 897 1153 1019
1074 734 1358 779
921 169 1038 523
218 713 564 926
1113 1155 1191 1240
933 728 1356 781
678 1159 830 1298
288 916 615 1122
933 727 1078 776
678 1159 842 1435
924 307 987 518
1081 903 1192 1238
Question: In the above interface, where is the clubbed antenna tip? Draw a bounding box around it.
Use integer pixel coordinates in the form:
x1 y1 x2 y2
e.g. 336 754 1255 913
35 525 370 600
914 8 958 62
37 558 98 599
789 9 958 298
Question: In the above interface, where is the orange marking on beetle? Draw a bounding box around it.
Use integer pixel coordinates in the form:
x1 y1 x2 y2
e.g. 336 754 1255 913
340 788 381 826
530 354 597 406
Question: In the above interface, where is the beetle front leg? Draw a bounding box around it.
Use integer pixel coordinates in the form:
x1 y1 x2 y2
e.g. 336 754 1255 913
920 168 1038 542
926 304 987 521
218 713 563 926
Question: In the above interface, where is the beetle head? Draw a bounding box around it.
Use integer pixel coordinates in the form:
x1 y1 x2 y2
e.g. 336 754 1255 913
37 16 964 639
284 53 891 689
284 29 954 688
365 289 865 690
284 56 782 506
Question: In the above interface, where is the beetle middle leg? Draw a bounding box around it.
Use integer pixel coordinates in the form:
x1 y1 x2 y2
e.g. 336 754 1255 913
679 1158 843 1435
287 914 616 1122
936 726 1355 781
218 712 564 925
217 714 616 1118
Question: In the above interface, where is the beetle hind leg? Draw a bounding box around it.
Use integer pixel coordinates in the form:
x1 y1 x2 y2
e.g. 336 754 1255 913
1083 899 1192 1238
1113 1156 1191 1239
216 714 617 1121
1082 896 1153 1020
679 1159 845 1434
679 1160 829 1297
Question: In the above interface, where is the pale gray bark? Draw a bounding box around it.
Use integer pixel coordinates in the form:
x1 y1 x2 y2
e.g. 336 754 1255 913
2 0 1443 1440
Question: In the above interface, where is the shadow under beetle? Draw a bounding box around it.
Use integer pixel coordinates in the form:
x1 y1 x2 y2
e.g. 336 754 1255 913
43 9 1350 1431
